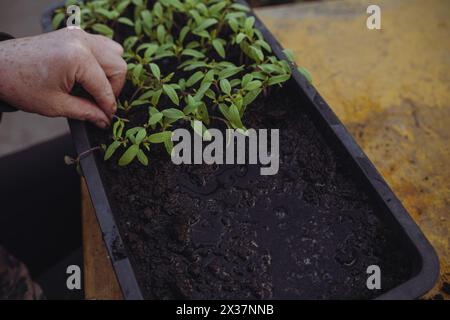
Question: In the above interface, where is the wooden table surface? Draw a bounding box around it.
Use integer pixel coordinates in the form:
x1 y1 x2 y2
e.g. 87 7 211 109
82 0 450 299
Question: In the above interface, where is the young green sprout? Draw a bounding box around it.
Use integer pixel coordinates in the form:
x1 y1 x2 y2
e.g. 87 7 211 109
54 0 310 167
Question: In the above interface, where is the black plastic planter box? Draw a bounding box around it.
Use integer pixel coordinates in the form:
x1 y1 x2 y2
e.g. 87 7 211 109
42 1 438 300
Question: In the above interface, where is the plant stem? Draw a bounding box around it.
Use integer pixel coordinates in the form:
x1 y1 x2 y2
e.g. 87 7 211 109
130 87 142 102
78 146 102 161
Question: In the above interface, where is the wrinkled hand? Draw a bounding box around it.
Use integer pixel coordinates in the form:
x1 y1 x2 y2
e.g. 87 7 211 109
0 28 127 128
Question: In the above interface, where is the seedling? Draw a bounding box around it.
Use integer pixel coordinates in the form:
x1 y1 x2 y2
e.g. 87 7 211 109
54 0 310 167
64 146 102 175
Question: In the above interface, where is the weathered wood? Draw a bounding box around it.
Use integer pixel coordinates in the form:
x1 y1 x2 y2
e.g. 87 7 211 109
82 179 123 300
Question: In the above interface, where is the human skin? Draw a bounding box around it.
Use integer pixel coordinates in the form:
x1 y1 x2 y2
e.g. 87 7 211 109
0 28 127 129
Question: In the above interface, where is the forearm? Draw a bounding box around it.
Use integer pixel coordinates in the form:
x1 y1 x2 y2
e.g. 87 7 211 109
0 33 17 115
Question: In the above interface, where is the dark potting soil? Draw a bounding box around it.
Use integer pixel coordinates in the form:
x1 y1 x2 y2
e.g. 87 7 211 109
87 81 412 299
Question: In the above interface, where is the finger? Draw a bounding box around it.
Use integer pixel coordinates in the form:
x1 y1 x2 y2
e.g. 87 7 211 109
75 53 117 117
55 93 111 129
87 35 127 97
89 33 124 55
103 57 127 97
109 68 127 98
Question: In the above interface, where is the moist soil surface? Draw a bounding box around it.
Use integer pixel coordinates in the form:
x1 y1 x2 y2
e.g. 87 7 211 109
88 81 412 299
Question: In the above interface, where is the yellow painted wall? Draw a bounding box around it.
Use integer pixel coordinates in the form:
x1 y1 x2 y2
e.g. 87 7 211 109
256 0 450 298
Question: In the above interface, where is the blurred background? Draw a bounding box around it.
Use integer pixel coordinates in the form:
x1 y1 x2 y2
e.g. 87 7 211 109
0 0 67 157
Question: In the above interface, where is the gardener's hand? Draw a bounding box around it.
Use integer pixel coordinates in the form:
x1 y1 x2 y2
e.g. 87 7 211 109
0 28 127 129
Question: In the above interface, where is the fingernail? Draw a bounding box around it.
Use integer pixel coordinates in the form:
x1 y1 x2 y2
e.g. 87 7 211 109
96 120 108 129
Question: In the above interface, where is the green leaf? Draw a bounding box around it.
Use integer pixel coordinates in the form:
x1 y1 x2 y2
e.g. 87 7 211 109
194 82 211 101
149 106 159 116
258 63 284 74
230 3 250 11
298 67 313 83
135 128 147 145
230 78 241 88
157 24 166 43
140 10 152 28
205 88 216 100
179 26 190 43
132 63 143 81
149 63 161 80
118 145 139 166
195 31 211 40
136 43 153 53
183 95 200 115
243 88 262 107
162 108 185 120
197 102 210 125
125 127 143 144
212 39 225 58
113 120 124 139
251 71 267 80
137 149 149 165
183 61 209 71
182 48 205 59
268 74 291 86
92 24 114 38
228 17 239 32
162 84 179 106
118 17 134 27
225 11 247 21
195 18 218 31
218 103 230 120
244 17 255 34
95 9 118 20
166 0 184 11
209 2 227 15
148 131 172 143
130 99 149 107
52 12 65 30
151 89 163 106
132 0 144 6
134 19 142 36
139 90 156 100
153 2 163 18
116 0 131 14
191 121 211 141
218 66 243 79
189 9 202 25
244 80 262 91
228 104 244 129
250 45 264 61
178 78 186 90
256 40 272 53
186 71 204 87
202 69 215 84
220 79 231 95
123 36 138 51
148 112 163 125
164 138 174 155
104 141 121 161
241 74 253 88
283 49 295 62
236 33 246 44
